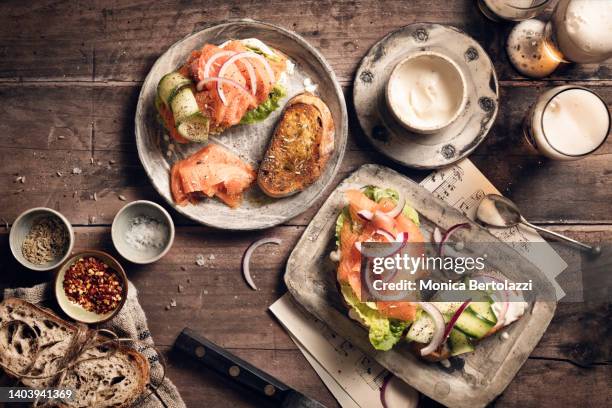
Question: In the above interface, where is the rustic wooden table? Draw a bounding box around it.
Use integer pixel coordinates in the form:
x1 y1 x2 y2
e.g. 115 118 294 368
0 1 610 407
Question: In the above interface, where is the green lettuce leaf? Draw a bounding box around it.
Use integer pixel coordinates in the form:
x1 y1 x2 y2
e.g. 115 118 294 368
341 284 407 351
240 85 286 125
335 207 350 246
361 185 420 226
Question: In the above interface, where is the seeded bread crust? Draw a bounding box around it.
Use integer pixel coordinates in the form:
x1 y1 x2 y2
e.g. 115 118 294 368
257 92 335 197
0 298 149 408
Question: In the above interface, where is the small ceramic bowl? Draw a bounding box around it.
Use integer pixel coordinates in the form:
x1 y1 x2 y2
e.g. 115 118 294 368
54 250 128 324
9 207 75 272
386 50 468 134
111 200 175 264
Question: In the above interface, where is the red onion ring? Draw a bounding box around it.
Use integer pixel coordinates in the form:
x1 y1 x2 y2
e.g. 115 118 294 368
196 77 257 106
201 50 236 80
380 373 393 408
373 210 396 232
217 51 275 105
354 231 408 258
383 192 406 218
357 209 373 221
380 373 419 408
432 227 442 244
418 302 446 356
242 237 282 290
439 223 471 256
443 299 471 339
218 52 259 101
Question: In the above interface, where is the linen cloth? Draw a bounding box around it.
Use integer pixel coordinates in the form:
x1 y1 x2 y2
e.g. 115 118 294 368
3 281 186 408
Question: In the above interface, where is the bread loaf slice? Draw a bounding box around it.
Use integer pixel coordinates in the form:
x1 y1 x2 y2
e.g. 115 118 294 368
257 92 335 197
0 298 149 408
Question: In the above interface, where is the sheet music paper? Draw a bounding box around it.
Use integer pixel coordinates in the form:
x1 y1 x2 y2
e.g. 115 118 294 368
420 159 566 299
270 158 567 408
270 295 391 408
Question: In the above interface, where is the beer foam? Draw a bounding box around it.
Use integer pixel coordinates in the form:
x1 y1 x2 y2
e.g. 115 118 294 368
542 88 609 156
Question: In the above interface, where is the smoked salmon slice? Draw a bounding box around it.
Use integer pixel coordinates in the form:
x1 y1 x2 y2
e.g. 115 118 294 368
337 188 421 322
170 144 256 208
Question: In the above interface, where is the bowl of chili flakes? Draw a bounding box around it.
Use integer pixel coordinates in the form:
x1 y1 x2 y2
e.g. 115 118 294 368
54 250 128 324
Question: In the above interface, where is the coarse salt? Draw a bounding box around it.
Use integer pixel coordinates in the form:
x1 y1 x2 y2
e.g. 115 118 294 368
125 215 168 250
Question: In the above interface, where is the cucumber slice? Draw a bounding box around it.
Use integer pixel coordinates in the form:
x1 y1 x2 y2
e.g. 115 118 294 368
454 309 494 339
449 329 475 356
406 312 435 344
177 114 209 143
170 87 200 124
157 71 192 106
469 300 497 325
431 301 464 318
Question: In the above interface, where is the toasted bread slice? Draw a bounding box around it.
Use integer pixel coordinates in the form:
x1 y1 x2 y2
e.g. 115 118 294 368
257 92 334 197
0 298 149 408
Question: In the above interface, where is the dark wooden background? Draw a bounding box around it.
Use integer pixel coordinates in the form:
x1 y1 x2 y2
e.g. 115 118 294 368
0 1 610 407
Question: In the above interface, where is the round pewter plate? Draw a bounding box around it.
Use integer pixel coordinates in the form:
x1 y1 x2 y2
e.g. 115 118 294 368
135 19 347 230
354 23 499 169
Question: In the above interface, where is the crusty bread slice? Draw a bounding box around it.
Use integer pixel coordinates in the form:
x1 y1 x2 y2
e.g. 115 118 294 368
61 343 149 408
0 299 149 408
257 92 335 197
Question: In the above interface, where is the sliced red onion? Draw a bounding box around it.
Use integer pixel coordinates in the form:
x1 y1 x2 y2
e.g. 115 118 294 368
375 228 395 242
439 223 471 256
443 300 471 339
418 302 446 356
201 50 236 80
196 77 257 106
217 51 274 105
380 374 392 408
432 227 442 244
383 192 406 218
357 209 373 221
242 237 282 290
380 374 419 408
373 210 396 232
218 52 258 100
354 231 408 258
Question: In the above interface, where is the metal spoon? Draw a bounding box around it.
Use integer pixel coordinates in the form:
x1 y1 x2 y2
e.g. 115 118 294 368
476 194 601 255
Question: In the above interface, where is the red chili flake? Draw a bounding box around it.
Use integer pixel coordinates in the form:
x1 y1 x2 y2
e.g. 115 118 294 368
63 257 123 315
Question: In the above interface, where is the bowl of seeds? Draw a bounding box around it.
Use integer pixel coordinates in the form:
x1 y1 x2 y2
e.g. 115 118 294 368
9 207 74 271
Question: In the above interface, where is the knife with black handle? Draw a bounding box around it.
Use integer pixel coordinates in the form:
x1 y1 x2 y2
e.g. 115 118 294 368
174 328 328 408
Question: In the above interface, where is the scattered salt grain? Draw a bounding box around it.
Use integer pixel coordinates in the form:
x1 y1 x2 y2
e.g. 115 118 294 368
178 285 184 293
501 332 509 340
195 254 206 266
118 194 127 201
56 171 63 177
109 159 116 165
58 135 65 140
72 167 82 175
440 359 451 368
90 157 94 165
125 215 168 250
165 305 171 311
208 254 215 260
170 299 177 307
93 192 98 201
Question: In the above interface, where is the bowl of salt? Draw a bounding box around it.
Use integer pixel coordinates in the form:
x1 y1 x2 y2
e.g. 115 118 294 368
111 200 175 264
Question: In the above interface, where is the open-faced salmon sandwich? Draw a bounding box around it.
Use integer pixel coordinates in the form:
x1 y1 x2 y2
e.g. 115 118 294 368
156 38 292 143
331 185 527 361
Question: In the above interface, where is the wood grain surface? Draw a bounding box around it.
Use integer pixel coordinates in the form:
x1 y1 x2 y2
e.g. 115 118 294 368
0 1 610 407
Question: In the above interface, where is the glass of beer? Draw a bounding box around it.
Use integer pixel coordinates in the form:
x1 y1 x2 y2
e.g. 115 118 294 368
507 0 612 77
524 86 610 160
478 0 551 22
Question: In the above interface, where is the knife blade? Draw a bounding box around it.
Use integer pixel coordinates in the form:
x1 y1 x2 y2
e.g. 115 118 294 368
174 328 328 408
